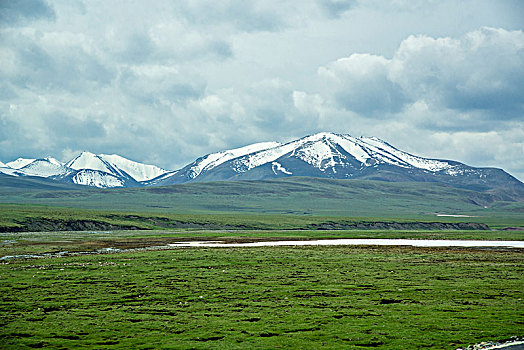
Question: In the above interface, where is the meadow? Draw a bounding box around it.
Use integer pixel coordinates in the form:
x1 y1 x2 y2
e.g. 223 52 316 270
1 177 523 349
1 245 522 349
2 177 523 226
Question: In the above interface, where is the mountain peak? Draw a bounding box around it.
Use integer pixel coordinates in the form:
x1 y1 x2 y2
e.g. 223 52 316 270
66 152 111 173
6 157 36 169
18 158 68 177
98 154 168 182
40 157 63 166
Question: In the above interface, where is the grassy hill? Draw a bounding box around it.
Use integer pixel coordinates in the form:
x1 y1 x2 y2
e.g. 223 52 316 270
1 176 523 230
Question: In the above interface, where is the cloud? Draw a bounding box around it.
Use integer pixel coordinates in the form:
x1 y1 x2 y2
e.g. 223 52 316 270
319 27 524 123
390 27 524 117
177 1 286 32
171 79 323 155
118 64 205 105
316 0 357 18
319 54 407 115
424 128 524 180
45 111 107 140
0 29 113 92
0 0 55 27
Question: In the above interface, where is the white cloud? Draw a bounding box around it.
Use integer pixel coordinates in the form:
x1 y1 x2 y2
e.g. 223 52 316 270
318 27 524 121
390 27 524 117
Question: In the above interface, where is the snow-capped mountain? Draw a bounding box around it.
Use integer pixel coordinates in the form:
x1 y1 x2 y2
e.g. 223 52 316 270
1 157 65 177
97 154 168 182
1 133 522 195
149 141 280 185
58 152 168 188
18 158 68 177
65 152 168 182
157 132 458 184
155 132 522 195
0 152 168 188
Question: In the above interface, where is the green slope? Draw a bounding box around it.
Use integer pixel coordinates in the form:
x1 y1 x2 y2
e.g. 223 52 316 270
1 177 523 228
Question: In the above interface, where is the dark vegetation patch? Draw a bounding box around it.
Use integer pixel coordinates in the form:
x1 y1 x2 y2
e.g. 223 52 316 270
379 298 403 304
1 217 142 233
307 221 489 230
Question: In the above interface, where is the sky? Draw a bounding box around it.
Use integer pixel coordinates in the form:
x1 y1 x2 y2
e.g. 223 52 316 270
1 0 523 180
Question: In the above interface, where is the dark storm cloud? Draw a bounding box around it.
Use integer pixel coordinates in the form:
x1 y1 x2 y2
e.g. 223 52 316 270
0 0 55 26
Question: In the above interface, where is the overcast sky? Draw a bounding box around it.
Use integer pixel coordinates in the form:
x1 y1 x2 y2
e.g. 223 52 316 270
1 0 523 180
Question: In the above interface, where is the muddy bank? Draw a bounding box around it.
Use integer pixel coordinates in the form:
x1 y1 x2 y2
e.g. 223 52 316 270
2 238 523 261
307 221 490 230
0 218 142 233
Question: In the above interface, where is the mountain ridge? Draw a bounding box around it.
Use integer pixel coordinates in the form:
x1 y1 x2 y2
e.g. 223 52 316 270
0 132 522 201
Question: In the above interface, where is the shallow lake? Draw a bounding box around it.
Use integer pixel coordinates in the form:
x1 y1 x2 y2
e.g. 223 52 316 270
169 239 524 248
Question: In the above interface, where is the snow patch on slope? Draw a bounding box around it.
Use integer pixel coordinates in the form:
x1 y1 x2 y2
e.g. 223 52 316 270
271 162 292 175
360 137 453 171
188 141 280 179
0 166 22 176
7 158 36 169
72 170 124 188
234 133 347 172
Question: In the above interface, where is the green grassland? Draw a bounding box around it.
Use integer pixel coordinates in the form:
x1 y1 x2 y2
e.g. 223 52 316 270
1 177 523 233
0 177 523 349
1 202 523 237
1 177 523 223
1 246 522 349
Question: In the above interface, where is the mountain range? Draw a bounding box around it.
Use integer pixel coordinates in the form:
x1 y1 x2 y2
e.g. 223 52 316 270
1 132 523 200
1 152 168 188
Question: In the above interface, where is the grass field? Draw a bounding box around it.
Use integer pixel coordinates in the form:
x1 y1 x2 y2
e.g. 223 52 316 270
2 177 523 225
1 177 522 348
1 245 522 349
1 203 522 234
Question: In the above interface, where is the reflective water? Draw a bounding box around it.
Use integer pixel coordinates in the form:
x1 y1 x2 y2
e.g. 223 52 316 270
169 239 524 248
